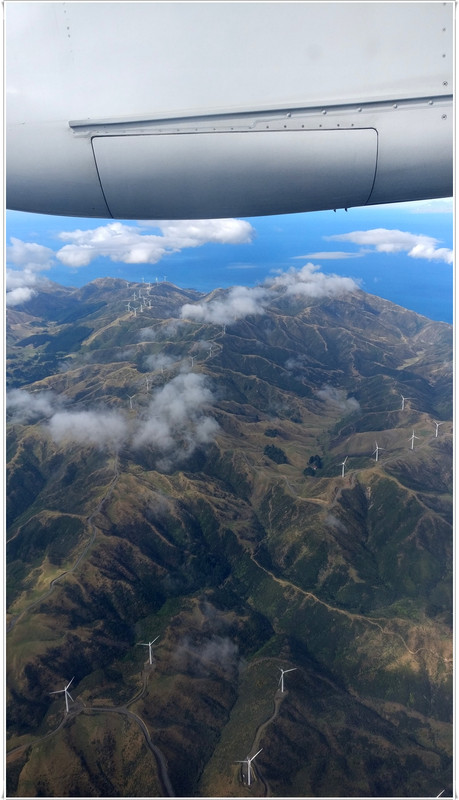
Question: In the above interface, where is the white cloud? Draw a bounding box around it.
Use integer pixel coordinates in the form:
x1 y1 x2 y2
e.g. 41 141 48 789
327 228 453 264
180 264 358 324
267 262 359 297
7 389 62 422
144 353 179 371
9 372 219 465
315 385 360 414
7 237 55 270
132 372 219 463
174 635 239 677
181 285 269 325
56 219 254 268
6 237 55 306
6 285 37 307
47 409 129 450
293 251 364 260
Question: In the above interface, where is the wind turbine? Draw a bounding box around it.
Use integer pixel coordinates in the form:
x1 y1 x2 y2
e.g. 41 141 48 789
138 636 159 664
145 377 152 391
372 442 384 462
190 356 195 368
278 667 297 693
434 421 444 438
133 306 138 317
409 429 419 450
400 394 406 410
125 302 131 312
128 394 135 410
339 456 348 477
50 677 74 713
236 749 262 787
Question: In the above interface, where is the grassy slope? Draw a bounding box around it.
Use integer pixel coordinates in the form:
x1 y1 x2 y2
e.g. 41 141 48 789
6 281 453 796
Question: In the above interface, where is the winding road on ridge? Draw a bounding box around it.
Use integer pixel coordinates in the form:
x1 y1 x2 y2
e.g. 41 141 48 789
6 663 176 798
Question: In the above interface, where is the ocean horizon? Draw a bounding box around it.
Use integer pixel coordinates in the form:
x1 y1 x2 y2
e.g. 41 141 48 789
7 204 453 324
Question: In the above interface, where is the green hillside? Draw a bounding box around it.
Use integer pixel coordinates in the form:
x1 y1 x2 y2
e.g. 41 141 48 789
6 278 452 797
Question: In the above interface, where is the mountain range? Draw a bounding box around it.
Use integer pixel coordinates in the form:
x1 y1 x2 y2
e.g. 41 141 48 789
6 275 453 797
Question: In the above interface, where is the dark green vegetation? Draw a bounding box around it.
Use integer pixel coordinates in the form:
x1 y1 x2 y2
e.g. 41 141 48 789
6 278 453 797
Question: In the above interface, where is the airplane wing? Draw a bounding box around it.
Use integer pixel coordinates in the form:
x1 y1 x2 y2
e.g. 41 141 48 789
5 2 453 219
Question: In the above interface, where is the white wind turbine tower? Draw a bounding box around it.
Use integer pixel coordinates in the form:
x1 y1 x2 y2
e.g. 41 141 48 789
190 356 195 368
138 636 159 664
145 377 152 391
125 302 131 312
50 677 74 713
409 429 419 450
133 306 138 317
339 456 348 477
434 421 444 438
236 749 263 787
400 394 406 410
278 667 297 693
128 394 135 410
372 442 384 462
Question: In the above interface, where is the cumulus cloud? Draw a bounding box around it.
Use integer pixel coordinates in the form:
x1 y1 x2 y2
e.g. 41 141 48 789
56 219 254 267
7 238 55 270
18 369 219 465
6 389 63 422
315 385 360 414
181 285 269 324
180 264 358 325
47 409 129 450
132 372 219 465
6 237 55 306
327 228 453 264
6 286 37 307
267 262 359 296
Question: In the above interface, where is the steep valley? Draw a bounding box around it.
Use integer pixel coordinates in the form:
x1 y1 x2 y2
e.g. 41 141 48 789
6 278 453 797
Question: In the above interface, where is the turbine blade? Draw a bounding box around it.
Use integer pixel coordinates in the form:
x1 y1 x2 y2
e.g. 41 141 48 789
66 677 74 689
251 748 263 760
50 689 65 695
67 691 74 702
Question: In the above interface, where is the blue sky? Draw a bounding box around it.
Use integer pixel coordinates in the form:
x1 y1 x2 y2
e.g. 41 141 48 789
6 197 453 323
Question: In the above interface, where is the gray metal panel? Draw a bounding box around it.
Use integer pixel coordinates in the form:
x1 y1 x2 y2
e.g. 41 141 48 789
92 129 378 219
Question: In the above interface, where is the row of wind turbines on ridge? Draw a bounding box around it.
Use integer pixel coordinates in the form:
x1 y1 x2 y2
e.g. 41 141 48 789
337 393 446 477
